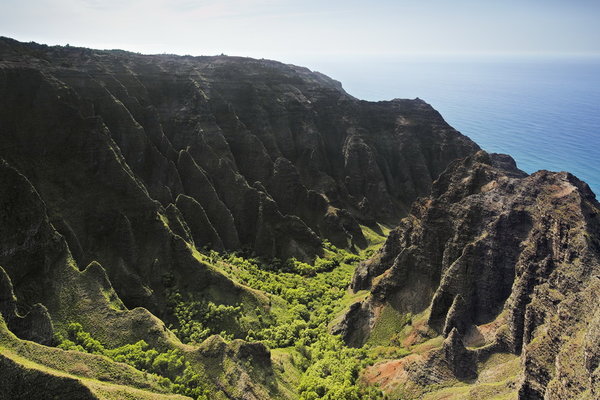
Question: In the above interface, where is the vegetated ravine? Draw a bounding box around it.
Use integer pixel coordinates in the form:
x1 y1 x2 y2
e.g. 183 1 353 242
0 37 598 400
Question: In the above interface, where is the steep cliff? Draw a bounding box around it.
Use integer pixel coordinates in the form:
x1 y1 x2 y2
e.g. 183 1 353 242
0 37 476 316
0 38 479 399
3 36 597 400
337 150 600 399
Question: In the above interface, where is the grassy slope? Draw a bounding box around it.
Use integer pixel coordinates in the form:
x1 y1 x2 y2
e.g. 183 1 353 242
357 305 522 399
0 315 189 400
420 353 520 400
1 222 389 400
0 216 524 400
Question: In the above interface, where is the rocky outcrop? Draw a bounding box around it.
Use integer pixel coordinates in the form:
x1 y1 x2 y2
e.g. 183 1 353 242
584 308 600 398
175 194 225 250
442 294 469 337
6 37 597 400
338 150 600 398
193 335 278 400
442 328 477 380
0 131 278 400
0 36 476 250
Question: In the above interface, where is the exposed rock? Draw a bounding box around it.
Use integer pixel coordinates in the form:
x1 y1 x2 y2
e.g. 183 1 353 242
176 149 240 250
0 267 17 321
441 294 470 337
5 37 597 400
194 336 277 400
175 194 225 250
584 307 600 397
228 340 272 368
0 37 477 266
350 228 405 291
442 327 477 380
9 304 54 347
330 301 375 347
164 203 195 245
339 150 600 398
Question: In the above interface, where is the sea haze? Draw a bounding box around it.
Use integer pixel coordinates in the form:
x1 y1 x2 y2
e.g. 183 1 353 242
298 55 600 196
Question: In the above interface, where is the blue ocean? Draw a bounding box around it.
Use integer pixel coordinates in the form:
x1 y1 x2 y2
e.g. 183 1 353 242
300 55 600 195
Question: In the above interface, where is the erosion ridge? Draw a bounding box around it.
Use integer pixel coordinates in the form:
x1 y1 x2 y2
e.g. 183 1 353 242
336 150 600 399
0 36 597 400
0 37 477 399
0 36 477 314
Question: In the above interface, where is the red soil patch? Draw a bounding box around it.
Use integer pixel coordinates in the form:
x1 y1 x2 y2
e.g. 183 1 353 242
402 319 430 348
363 354 423 392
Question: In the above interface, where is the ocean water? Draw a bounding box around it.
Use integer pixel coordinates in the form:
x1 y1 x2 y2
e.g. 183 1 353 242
298 55 600 196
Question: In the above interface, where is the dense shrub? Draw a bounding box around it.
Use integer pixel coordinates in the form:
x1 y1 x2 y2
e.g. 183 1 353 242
205 242 384 399
56 323 209 400
167 291 241 344
56 238 383 399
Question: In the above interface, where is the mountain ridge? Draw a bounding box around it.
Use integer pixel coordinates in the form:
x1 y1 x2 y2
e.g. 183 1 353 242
335 150 600 399
0 37 597 400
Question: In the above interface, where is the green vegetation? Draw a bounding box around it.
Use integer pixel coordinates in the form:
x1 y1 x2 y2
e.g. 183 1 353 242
367 306 412 346
51 228 390 400
295 332 383 400
198 238 385 399
418 353 520 400
167 290 242 344
360 224 391 247
57 323 209 400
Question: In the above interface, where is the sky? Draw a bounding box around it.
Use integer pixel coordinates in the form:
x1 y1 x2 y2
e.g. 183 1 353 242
1 0 600 63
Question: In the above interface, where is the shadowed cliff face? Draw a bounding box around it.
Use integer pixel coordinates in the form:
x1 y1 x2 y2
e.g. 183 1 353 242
7 37 599 400
337 150 600 399
0 118 298 400
0 37 477 315
0 38 482 399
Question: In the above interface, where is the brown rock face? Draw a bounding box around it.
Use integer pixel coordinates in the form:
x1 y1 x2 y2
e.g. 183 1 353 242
7 36 598 400
338 150 600 398
442 328 477 380
0 39 477 236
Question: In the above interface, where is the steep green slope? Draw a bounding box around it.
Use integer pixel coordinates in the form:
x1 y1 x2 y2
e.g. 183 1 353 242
0 309 190 400
0 154 390 398
0 154 278 399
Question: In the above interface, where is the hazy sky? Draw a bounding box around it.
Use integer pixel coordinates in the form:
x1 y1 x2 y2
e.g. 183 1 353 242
2 0 600 62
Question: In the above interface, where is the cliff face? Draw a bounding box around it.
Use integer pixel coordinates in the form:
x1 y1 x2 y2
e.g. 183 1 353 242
337 150 600 399
0 37 476 317
0 38 481 399
2 37 598 400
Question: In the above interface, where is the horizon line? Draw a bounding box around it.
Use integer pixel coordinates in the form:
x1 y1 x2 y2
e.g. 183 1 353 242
4 35 600 61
